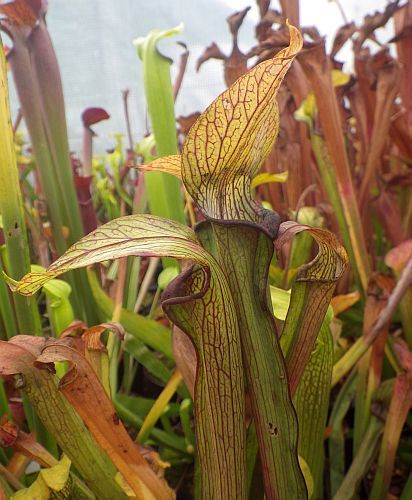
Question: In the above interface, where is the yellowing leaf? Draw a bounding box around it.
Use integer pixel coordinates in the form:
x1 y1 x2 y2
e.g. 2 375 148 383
385 239 412 273
12 476 50 499
298 456 314 499
137 154 182 178
270 286 291 321
331 291 361 316
5 214 211 296
115 472 136 497
294 69 350 125
39 454 71 491
251 171 288 188
12 455 72 500
137 370 183 443
181 23 302 222
331 69 350 87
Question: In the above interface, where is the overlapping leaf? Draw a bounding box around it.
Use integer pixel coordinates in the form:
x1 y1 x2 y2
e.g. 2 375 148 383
137 155 182 178
11 455 73 500
5 215 211 295
6 214 247 498
35 337 174 500
0 336 126 499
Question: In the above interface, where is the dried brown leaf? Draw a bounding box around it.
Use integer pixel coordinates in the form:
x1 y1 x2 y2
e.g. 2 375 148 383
374 190 404 246
196 42 225 72
35 340 174 499
177 112 201 136
82 322 125 352
298 40 371 290
227 6 250 37
355 0 401 49
0 0 38 27
393 3 412 128
359 50 400 210
255 9 282 43
331 22 357 59
0 420 18 448
13 431 58 468
385 239 412 273
256 0 270 18
279 0 299 27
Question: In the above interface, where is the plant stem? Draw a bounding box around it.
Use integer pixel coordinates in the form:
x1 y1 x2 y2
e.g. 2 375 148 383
0 263 17 339
0 37 41 335
299 43 371 291
209 220 307 499
136 26 187 268
137 370 183 443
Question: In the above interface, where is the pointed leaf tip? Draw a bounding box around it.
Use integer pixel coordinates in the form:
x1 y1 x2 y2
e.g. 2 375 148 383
137 154 182 178
181 23 303 222
9 214 213 297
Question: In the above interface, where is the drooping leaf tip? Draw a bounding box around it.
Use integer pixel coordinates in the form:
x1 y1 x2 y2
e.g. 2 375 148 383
5 271 56 296
2 271 18 292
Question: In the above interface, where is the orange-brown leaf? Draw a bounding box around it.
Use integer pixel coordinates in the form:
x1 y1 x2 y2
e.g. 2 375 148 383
35 340 174 499
137 155 182 178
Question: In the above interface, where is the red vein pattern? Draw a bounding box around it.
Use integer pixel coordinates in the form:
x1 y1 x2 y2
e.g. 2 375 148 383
182 24 303 222
6 215 211 295
276 221 348 395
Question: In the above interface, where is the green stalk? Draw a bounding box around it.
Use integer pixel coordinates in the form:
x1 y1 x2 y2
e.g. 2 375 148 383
30 14 98 324
353 287 388 454
293 313 333 499
202 219 307 499
400 474 412 500
353 348 373 453
311 133 359 287
114 398 188 454
245 422 260 498
163 261 247 499
124 336 172 386
135 26 186 267
4 8 96 323
0 380 10 418
124 257 141 310
0 36 41 335
0 263 17 339
328 370 357 496
333 416 383 500
332 337 369 386
179 399 196 454
30 17 85 244
7 34 68 255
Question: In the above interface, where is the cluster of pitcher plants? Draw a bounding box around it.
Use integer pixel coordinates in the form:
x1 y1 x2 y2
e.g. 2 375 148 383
0 0 411 499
